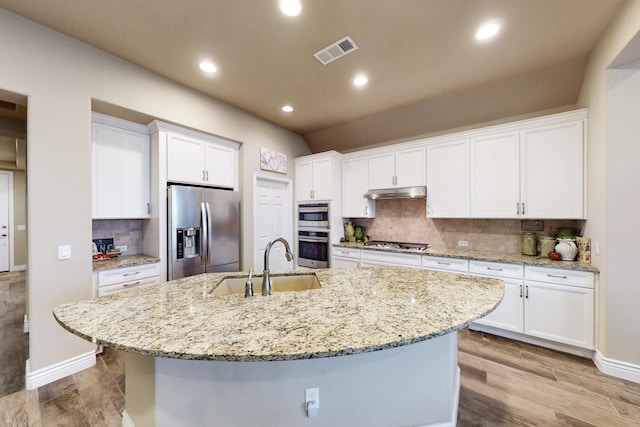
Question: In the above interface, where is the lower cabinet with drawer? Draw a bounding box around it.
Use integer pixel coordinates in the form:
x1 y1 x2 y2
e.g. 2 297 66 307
332 248 361 268
470 262 594 353
94 263 160 296
360 249 422 268
421 255 469 273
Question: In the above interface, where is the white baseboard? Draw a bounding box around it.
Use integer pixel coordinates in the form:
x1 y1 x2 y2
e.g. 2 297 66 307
25 350 96 390
23 314 29 333
594 351 640 384
122 410 134 427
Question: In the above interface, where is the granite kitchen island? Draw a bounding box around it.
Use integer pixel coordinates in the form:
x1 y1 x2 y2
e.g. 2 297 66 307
54 267 503 427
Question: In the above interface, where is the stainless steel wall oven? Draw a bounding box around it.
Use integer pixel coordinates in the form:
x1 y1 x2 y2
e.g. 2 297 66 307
297 229 329 268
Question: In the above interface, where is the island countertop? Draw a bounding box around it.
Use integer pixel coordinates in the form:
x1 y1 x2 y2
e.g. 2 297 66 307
53 267 503 362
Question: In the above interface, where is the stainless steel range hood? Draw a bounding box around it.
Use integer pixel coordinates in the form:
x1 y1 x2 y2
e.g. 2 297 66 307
364 186 427 200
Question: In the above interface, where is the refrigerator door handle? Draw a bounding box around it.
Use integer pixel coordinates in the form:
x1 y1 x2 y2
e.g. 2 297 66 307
200 202 208 266
205 202 212 266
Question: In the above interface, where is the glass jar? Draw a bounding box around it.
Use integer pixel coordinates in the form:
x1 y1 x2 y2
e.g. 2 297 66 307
539 236 557 257
521 232 537 256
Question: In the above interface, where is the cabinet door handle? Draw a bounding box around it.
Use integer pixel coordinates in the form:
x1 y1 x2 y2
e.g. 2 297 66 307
522 203 525 215
202 170 206 181
546 274 568 279
519 284 523 298
123 281 141 288
516 203 520 215
486 267 503 271
525 285 529 299
205 170 209 181
147 203 150 215
364 205 368 216
122 271 140 277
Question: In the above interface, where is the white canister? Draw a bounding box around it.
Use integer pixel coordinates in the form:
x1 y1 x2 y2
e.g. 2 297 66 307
555 238 578 261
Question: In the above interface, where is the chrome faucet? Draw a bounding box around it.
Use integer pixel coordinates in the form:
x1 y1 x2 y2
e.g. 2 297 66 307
262 237 293 296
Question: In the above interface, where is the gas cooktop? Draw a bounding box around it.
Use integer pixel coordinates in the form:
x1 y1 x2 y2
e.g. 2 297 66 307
364 240 429 252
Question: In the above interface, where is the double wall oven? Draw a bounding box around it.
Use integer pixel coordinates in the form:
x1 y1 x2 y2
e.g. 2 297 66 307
297 203 330 268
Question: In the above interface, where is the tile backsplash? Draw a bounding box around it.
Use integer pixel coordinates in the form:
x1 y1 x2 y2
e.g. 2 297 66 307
92 219 144 255
353 199 583 255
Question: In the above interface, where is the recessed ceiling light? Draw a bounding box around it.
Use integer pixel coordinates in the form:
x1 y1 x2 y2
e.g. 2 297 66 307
280 0 301 17
475 21 500 41
353 75 368 87
282 105 294 113
199 61 217 73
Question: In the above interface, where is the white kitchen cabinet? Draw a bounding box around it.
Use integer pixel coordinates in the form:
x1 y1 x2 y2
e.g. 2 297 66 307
470 262 594 351
92 113 151 219
523 266 594 349
519 120 585 219
468 260 524 333
426 139 469 218
166 129 238 189
469 131 520 218
295 151 342 202
332 247 361 268
360 249 422 268
94 262 160 297
368 145 426 190
421 255 469 273
342 156 375 218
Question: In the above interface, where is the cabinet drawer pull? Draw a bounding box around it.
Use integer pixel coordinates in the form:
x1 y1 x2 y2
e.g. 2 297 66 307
341 251 350 254
122 271 140 277
546 274 568 279
486 267 503 271
437 261 450 265
123 281 141 288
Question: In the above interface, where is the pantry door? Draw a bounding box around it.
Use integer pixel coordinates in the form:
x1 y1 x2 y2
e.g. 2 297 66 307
253 174 293 271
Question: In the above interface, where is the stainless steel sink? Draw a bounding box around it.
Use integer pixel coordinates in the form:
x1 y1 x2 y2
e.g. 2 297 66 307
212 274 321 295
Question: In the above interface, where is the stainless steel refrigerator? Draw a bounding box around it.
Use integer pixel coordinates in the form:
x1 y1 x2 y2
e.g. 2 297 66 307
168 185 240 280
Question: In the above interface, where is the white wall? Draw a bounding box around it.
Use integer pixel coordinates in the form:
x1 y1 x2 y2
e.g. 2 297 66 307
0 7 310 373
578 0 640 365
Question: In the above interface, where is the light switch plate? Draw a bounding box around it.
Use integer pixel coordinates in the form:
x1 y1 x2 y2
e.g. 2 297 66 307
57 245 71 260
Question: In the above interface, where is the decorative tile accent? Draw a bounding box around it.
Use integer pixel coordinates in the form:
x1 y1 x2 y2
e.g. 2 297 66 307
92 220 144 255
354 199 582 255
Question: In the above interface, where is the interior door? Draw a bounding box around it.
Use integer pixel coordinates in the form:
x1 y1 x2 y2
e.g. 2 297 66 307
0 172 9 272
254 176 292 271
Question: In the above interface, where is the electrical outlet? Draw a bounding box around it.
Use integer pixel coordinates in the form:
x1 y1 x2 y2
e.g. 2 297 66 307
116 245 128 252
458 240 469 247
305 387 319 418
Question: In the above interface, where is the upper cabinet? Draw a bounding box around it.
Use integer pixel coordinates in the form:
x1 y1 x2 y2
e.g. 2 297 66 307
427 109 587 219
368 145 426 189
519 120 584 219
295 151 342 202
92 112 151 219
166 130 237 189
342 155 376 218
469 131 520 218
426 139 469 218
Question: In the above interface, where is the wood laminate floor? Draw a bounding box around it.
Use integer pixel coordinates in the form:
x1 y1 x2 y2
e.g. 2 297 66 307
1 270 639 426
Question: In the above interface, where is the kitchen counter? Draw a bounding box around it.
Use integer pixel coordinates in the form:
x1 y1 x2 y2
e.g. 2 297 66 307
54 267 503 426
91 254 160 271
54 267 503 361
335 242 599 272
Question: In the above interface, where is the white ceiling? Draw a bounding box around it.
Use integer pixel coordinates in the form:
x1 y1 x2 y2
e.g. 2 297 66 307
0 0 626 152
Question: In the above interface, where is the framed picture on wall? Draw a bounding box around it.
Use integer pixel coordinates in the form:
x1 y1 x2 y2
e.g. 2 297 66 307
260 147 287 174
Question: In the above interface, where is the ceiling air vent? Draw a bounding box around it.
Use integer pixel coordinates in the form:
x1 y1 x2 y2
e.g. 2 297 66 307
313 35 358 65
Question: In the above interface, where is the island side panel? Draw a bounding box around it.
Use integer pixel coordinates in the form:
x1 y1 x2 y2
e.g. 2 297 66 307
125 353 156 427
144 334 458 427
